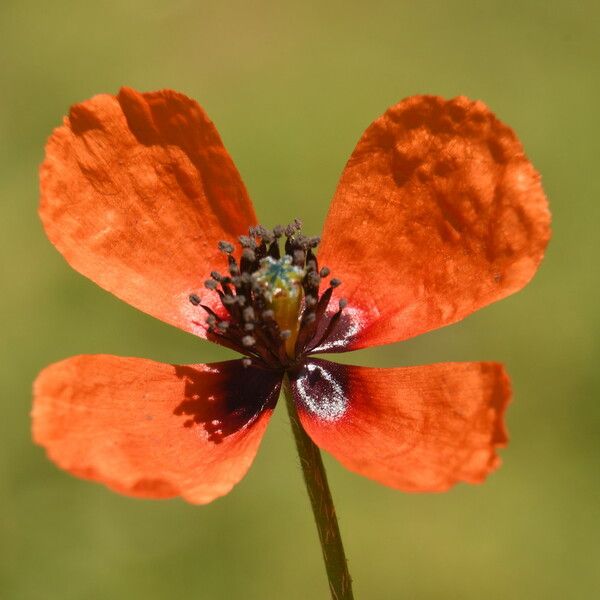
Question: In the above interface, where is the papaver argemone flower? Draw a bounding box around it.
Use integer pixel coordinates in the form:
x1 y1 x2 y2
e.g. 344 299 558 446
33 88 550 504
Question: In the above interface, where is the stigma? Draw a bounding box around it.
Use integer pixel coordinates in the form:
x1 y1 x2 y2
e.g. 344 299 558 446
187 220 347 369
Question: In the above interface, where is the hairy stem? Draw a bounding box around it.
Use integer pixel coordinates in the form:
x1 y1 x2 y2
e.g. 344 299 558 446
283 375 354 600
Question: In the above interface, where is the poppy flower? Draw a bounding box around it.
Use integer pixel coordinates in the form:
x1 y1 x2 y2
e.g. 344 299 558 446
33 88 550 504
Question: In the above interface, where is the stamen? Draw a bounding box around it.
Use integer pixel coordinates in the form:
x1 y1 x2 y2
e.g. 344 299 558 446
242 335 256 347
238 235 257 249
218 241 234 253
188 294 201 306
242 248 256 262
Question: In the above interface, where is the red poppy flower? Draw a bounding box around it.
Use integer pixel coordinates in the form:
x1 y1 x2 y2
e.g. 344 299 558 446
33 88 550 504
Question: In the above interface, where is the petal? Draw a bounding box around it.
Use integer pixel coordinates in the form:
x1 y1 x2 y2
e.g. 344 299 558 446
40 87 256 337
32 355 281 504
318 95 551 350
289 358 510 492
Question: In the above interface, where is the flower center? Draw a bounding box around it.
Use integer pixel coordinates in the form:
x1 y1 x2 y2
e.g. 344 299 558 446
188 220 347 369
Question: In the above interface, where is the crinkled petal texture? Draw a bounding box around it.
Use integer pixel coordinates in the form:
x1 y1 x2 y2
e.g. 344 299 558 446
40 87 256 337
318 95 551 351
32 355 281 504
289 358 510 491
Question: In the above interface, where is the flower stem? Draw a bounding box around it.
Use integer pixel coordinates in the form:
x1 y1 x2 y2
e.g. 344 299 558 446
282 375 354 600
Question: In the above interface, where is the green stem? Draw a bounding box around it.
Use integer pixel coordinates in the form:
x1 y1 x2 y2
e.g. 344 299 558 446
282 375 354 600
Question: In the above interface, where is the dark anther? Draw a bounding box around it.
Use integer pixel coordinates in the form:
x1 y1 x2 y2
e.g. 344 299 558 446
243 306 255 321
319 267 330 277
303 312 316 324
217 321 230 331
285 218 302 237
222 295 236 305
242 335 256 347
206 315 217 327
280 330 291 340
188 294 201 306
330 278 341 288
339 298 348 310
204 279 218 290
244 323 255 331
262 309 275 320
242 358 252 368
305 295 317 307
308 236 320 248
238 235 256 249
236 295 246 306
293 249 305 266
242 248 256 262
210 271 222 281
272 225 284 238
218 241 234 253
307 272 320 287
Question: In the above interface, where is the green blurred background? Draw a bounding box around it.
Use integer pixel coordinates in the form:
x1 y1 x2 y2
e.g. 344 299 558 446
1 1 598 598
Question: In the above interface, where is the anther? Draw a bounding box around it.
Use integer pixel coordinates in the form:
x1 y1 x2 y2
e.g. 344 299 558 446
319 267 330 277
242 335 256 347
188 294 201 306
242 358 252 368
338 298 348 310
217 321 230 331
308 236 320 248
293 249 305 265
238 235 256 249
330 278 341 288
222 295 236 305
242 306 255 322
262 309 275 320
305 295 317 307
307 272 320 287
304 312 316 324
280 330 291 340
218 241 234 253
206 315 217 327
242 248 256 262
204 279 218 290
272 225 284 238
244 323 255 331
210 271 222 281
236 295 247 306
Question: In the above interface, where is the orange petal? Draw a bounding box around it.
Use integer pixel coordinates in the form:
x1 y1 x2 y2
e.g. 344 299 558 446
318 95 551 350
40 88 256 337
32 355 280 504
289 358 510 491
